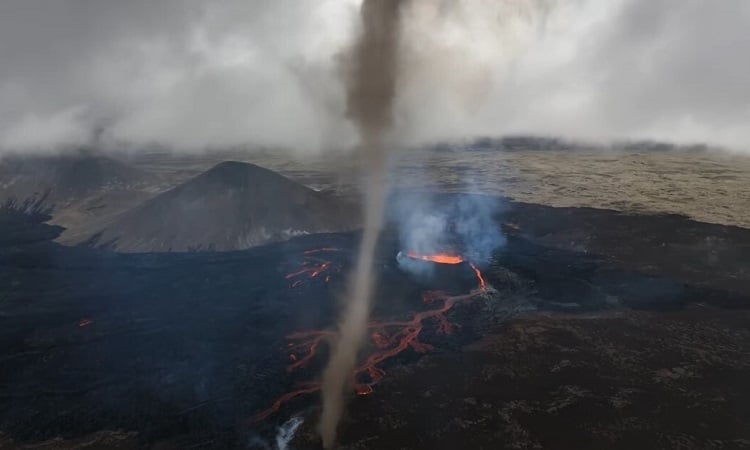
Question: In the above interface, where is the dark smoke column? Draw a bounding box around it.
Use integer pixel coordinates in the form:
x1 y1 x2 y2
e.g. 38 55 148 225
319 0 407 448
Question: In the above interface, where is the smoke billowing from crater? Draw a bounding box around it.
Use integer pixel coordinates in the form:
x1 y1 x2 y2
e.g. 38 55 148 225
318 0 406 448
391 191 506 280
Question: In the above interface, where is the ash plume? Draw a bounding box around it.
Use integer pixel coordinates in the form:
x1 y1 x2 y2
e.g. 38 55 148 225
318 0 407 447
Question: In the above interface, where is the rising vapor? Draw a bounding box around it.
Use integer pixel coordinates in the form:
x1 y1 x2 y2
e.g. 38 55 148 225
318 0 406 447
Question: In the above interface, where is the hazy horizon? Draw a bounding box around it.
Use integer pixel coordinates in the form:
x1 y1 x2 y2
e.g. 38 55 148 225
1 0 749 155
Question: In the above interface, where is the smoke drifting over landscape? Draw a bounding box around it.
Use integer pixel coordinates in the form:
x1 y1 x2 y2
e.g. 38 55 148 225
392 191 506 279
1 0 749 153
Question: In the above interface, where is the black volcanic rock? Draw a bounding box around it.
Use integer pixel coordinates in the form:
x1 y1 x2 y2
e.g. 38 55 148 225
92 161 358 252
0 196 748 448
0 197 63 247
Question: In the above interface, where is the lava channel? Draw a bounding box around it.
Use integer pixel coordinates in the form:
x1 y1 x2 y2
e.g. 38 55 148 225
248 257 490 424
285 250 343 288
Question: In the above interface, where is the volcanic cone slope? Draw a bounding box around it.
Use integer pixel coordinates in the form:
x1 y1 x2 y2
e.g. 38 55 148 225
93 161 357 252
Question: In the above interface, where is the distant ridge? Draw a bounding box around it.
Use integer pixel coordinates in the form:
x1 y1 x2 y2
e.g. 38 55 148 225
92 161 358 252
434 136 714 153
0 153 156 202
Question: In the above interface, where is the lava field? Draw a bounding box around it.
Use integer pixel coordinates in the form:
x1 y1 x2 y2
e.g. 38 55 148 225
1 194 748 448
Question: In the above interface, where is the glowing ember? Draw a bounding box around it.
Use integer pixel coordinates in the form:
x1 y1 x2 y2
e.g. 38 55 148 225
405 253 464 265
354 384 373 396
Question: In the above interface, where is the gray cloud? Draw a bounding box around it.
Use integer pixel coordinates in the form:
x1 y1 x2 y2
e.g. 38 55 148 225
1 0 749 154
0 0 360 153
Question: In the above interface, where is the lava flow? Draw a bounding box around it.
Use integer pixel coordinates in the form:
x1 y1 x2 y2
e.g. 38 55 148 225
470 263 486 291
249 253 490 424
285 249 343 288
405 253 464 265
303 247 342 256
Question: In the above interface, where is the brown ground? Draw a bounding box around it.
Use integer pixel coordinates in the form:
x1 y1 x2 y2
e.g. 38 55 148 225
4 147 745 246
128 148 750 229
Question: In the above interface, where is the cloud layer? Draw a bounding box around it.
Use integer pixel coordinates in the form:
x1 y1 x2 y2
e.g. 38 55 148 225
1 0 748 153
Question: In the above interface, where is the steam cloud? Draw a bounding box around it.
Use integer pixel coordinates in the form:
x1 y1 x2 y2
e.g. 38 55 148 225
318 1 406 447
392 191 506 279
275 416 304 450
248 416 304 450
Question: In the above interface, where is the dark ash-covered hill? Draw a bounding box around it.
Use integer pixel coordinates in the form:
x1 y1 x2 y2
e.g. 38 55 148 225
92 161 359 252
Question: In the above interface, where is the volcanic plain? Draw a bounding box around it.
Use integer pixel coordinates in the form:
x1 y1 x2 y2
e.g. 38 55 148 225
0 143 748 449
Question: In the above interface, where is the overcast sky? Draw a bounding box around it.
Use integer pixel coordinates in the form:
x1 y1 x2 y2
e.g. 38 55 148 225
1 0 748 154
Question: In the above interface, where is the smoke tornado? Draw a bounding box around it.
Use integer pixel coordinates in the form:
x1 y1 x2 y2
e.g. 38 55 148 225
318 0 406 447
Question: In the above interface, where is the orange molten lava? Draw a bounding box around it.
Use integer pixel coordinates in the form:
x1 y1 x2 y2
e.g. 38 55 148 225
303 247 342 255
285 253 342 288
470 263 487 292
248 250 491 424
248 290 480 424
407 252 487 292
406 253 464 265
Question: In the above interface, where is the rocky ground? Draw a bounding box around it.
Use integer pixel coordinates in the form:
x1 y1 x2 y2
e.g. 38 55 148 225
7 306 747 450
324 306 750 449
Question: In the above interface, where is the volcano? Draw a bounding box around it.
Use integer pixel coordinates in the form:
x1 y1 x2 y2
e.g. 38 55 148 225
90 161 358 252
396 251 487 292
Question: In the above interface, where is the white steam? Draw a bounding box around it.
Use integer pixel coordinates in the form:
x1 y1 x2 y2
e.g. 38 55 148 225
275 416 304 450
247 415 305 450
391 190 506 279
